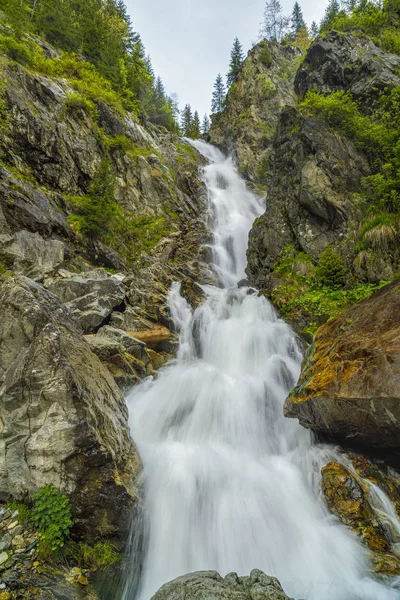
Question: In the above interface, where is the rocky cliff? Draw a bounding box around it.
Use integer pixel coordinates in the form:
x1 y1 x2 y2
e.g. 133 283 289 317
210 31 400 577
0 30 213 584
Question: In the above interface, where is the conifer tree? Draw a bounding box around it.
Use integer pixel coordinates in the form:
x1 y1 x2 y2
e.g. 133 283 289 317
181 104 193 136
190 111 201 139
227 38 245 87
310 21 319 37
259 0 289 42
211 73 225 113
321 0 341 30
202 114 211 135
291 2 306 35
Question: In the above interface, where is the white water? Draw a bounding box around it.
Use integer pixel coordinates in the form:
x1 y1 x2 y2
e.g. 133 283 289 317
124 141 400 600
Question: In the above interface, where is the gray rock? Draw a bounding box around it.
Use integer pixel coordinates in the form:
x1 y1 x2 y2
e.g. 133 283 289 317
210 41 301 182
295 31 400 100
151 570 293 600
46 269 126 333
96 325 149 362
0 230 64 278
0 275 140 541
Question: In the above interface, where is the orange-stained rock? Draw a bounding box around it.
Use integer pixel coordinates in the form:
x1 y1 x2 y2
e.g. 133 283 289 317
320 459 400 575
284 281 400 449
127 327 171 345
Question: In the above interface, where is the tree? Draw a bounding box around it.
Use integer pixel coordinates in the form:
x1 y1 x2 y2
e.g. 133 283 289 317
321 0 341 29
227 38 244 87
181 104 192 136
202 114 211 135
291 2 306 36
211 73 225 113
310 20 319 37
188 111 201 139
259 0 290 42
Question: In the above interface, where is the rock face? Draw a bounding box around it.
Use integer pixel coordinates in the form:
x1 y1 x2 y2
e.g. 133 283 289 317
209 41 301 182
151 570 293 600
0 276 140 542
295 30 400 99
321 457 400 575
45 269 126 333
285 281 400 452
246 106 369 292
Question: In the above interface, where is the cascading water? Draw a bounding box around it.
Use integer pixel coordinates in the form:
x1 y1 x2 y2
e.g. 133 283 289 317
123 141 400 600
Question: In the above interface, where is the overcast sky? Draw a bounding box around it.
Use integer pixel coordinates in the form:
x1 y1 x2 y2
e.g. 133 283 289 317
125 0 329 119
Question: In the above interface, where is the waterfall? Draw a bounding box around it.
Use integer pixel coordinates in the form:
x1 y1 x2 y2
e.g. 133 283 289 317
124 142 400 600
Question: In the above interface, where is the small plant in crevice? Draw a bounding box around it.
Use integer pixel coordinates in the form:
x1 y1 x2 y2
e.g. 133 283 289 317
32 485 73 556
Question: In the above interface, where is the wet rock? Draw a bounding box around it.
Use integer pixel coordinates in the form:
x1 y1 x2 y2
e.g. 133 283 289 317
321 459 400 575
0 275 140 541
285 281 400 452
45 269 126 333
0 552 8 566
151 569 293 600
295 31 400 101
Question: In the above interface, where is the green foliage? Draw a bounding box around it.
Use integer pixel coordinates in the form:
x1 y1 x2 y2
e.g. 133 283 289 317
314 246 348 287
227 37 244 87
211 73 225 114
258 41 272 66
69 158 116 239
79 541 121 570
0 32 33 64
0 0 181 130
32 486 72 555
6 500 33 525
271 244 388 336
65 92 98 121
329 0 400 55
299 88 400 236
0 76 8 133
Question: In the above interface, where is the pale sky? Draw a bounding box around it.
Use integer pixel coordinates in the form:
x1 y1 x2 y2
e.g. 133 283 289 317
125 0 329 119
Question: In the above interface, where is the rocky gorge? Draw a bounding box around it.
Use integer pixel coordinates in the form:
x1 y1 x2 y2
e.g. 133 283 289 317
0 7 399 600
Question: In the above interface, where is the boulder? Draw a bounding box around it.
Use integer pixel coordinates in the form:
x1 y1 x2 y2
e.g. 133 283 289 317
151 570 293 600
46 269 126 333
285 281 400 451
0 230 64 278
295 31 400 101
0 276 140 542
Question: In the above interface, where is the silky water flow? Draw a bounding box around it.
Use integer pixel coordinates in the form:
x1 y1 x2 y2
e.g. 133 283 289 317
123 141 400 600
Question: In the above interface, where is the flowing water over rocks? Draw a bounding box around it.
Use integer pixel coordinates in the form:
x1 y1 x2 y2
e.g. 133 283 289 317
123 142 400 600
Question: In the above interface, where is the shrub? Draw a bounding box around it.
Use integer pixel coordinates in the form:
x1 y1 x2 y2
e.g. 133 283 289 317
258 41 272 66
7 500 33 525
79 541 121 570
314 246 348 287
65 92 98 121
32 485 72 555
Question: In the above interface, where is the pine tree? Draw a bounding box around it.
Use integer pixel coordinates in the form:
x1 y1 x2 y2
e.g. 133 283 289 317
189 111 201 139
259 0 290 42
310 21 319 38
291 2 306 35
202 114 211 135
227 38 244 87
211 73 225 113
321 0 341 30
181 104 192 136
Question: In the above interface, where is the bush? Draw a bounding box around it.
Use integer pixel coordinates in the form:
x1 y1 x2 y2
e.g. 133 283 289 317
79 541 121 570
32 485 72 555
315 246 348 287
7 500 33 525
65 92 98 121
